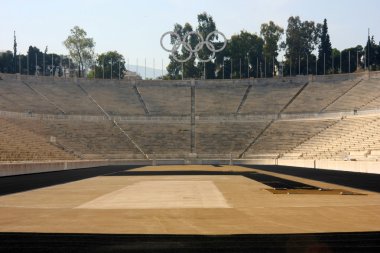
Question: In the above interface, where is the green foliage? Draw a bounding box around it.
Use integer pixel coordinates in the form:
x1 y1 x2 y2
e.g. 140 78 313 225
0 51 14 73
317 19 333 74
283 16 320 75
166 12 221 79
27 46 43 75
94 51 126 79
341 45 363 73
166 23 199 79
216 31 264 78
196 12 217 79
63 26 95 77
260 21 284 77
365 36 380 70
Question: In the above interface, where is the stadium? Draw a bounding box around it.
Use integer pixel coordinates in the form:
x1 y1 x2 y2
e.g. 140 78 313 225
1 70 380 252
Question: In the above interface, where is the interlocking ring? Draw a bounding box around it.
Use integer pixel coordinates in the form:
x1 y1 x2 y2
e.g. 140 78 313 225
160 30 227 63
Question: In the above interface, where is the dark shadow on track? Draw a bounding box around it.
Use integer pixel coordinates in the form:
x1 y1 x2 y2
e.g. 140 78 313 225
106 170 318 189
0 165 141 196
243 165 380 193
0 231 379 253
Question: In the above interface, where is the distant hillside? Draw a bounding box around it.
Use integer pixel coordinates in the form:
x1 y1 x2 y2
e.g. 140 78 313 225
127 64 167 79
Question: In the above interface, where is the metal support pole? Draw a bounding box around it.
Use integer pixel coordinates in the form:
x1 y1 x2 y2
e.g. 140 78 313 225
118 60 120 80
35 53 37 76
136 58 138 75
240 58 242 79
223 58 225 79
324 53 326 75
52 54 53 76
230 58 232 79
357 51 359 72
27 53 29 76
315 56 317 75
256 57 258 78
19 54 21 74
247 54 249 78
332 52 334 74
111 58 113 80
264 57 266 78
298 55 301 75
272 56 275 77
102 60 104 79
203 62 206 79
290 58 292 76
153 58 155 79
43 53 45 76
181 62 184 80
349 51 351 73
306 54 309 75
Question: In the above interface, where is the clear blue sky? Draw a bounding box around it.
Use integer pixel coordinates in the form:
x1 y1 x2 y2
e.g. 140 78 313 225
1 0 379 70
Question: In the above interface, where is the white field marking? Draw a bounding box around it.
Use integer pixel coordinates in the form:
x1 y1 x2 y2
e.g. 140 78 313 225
76 180 231 209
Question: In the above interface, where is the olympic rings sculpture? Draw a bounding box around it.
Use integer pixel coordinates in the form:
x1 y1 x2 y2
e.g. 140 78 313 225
160 30 227 63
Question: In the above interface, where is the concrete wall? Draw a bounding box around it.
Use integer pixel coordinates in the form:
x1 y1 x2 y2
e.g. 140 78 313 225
235 158 380 174
0 160 109 177
1 158 380 177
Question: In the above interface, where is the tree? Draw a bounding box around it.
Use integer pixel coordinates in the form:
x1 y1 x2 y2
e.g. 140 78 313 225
340 45 362 73
196 12 217 79
13 31 17 73
93 51 126 79
27 46 43 75
216 31 264 78
0 51 14 73
332 48 340 74
166 12 224 79
63 26 95 77
365 35 380 70
317 19 332 74
166 23 199 79
260 21 284 77
283 16 321 75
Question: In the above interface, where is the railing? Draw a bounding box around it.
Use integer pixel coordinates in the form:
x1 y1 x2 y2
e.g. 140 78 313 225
1 70 378 86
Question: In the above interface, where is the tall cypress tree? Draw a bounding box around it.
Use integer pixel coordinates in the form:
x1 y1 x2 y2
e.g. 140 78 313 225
13 31 17 73
318 19 332 74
